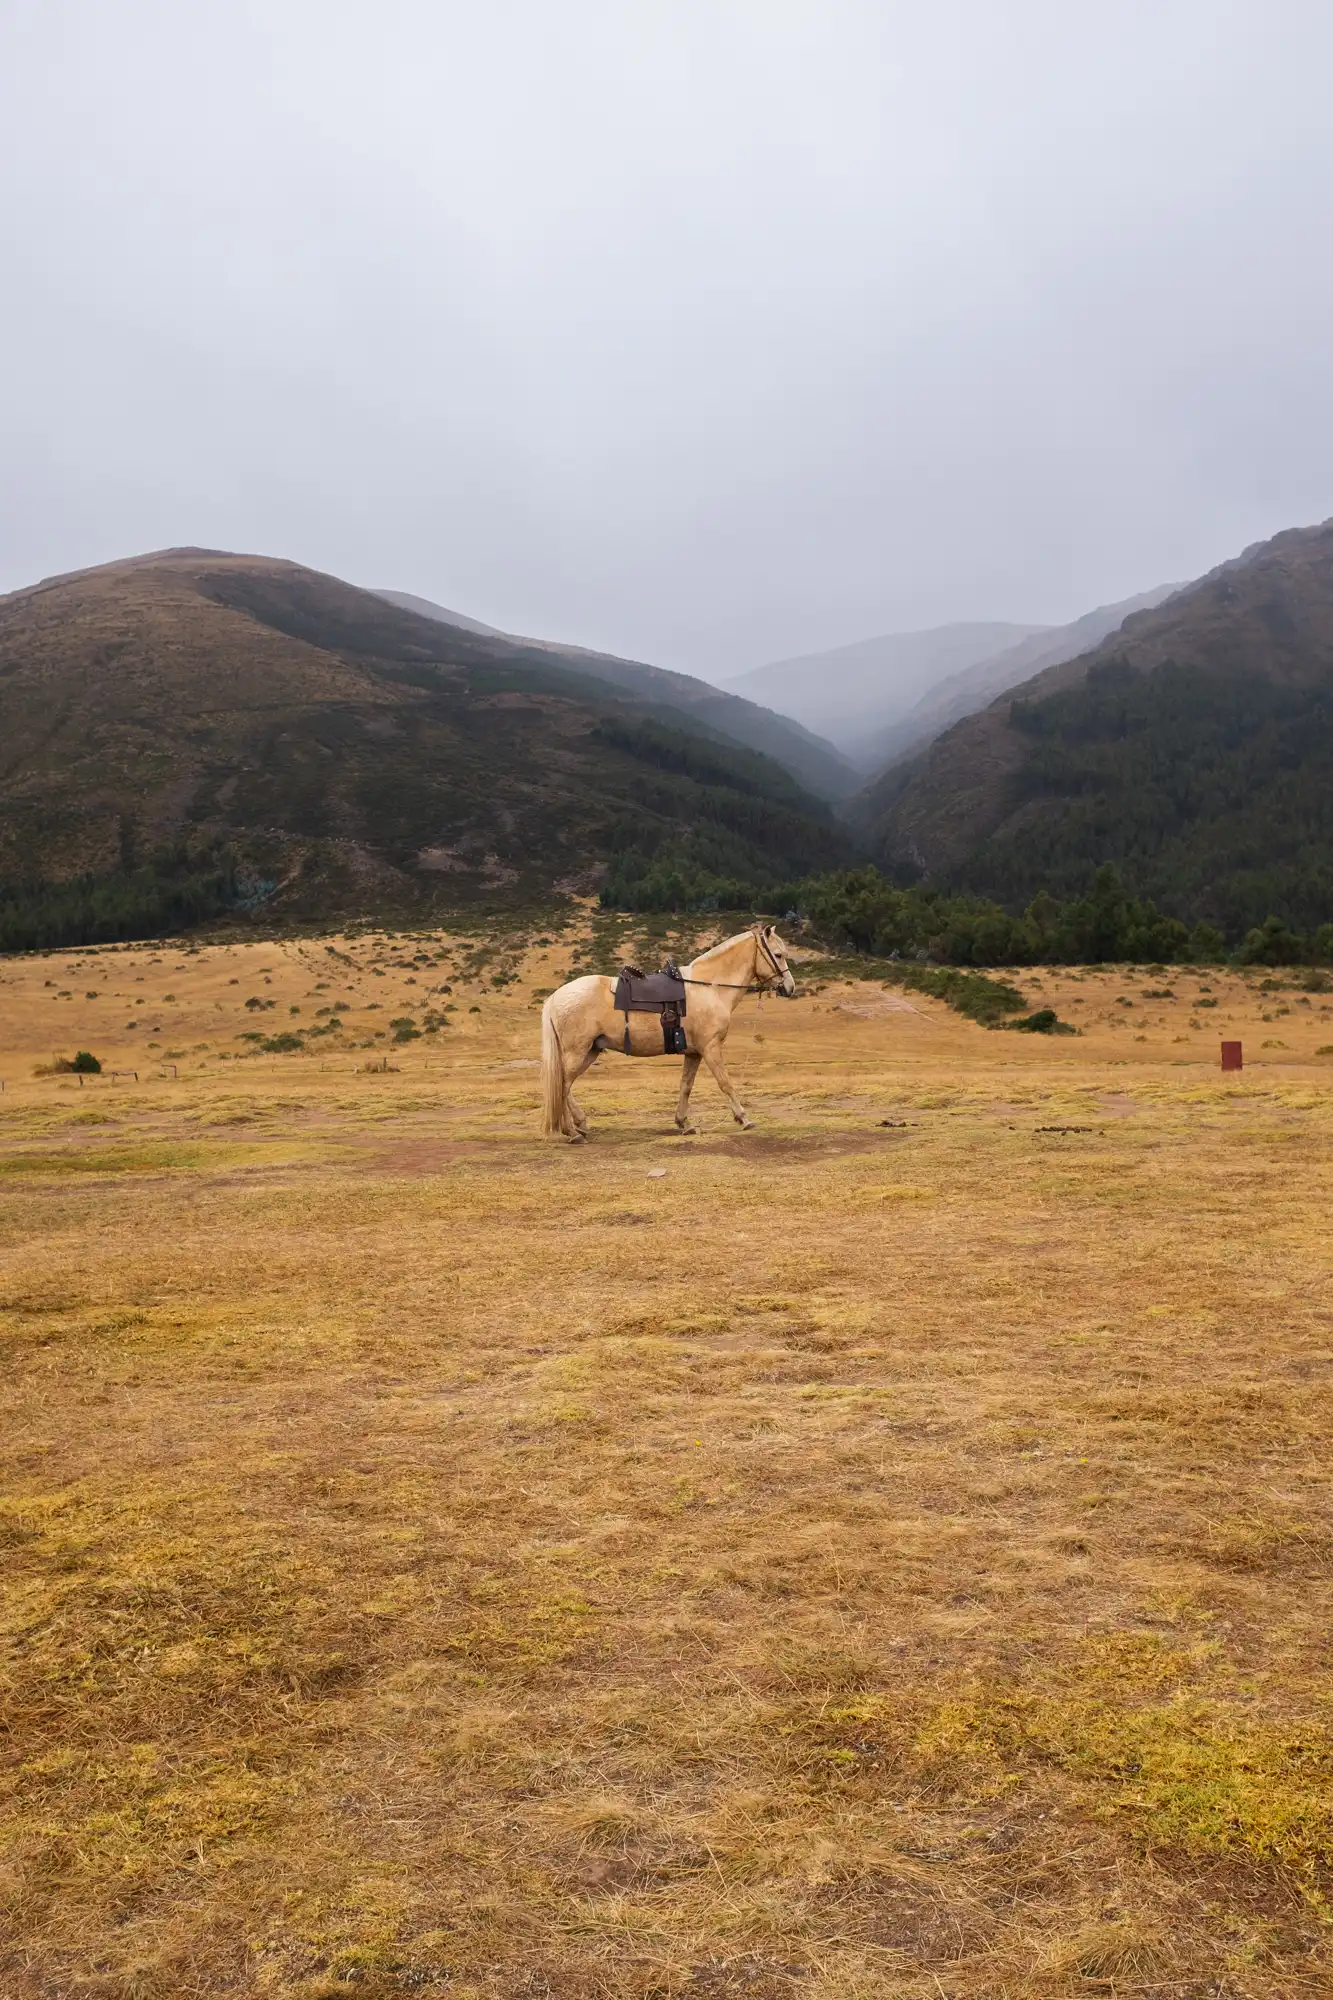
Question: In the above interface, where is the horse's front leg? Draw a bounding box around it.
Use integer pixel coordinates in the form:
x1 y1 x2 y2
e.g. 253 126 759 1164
700 1036 753 1129
674 1050 702 1132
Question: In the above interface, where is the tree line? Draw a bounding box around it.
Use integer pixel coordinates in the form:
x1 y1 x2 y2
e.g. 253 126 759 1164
605 859 1333 967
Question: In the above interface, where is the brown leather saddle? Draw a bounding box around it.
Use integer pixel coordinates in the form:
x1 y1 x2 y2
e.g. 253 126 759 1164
612 960 688 1055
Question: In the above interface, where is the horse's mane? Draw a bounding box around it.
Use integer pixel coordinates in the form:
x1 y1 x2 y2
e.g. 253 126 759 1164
688 928 761 968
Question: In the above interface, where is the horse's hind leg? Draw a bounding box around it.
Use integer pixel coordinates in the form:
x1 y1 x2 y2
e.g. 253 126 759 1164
675 1050 702 1132
564 1046 600 1139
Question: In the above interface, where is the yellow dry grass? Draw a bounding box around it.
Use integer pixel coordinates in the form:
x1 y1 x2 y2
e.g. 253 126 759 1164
2 919 1332 1998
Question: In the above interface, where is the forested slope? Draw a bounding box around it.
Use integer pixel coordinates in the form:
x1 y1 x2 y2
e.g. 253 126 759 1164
868 521 1333 935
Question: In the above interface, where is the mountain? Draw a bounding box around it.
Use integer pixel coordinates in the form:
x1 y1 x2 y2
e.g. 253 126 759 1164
866 521 1333 936
725 622 1048 758
373 588 859 800
0 549 852 932
858 585 1182 772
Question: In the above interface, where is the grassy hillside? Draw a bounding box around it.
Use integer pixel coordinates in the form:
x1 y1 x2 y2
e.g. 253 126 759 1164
373 587 860 801
0 549 851 943
867 520 1333 936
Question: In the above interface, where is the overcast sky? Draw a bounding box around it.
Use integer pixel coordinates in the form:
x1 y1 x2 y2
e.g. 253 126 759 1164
3 1 1332 678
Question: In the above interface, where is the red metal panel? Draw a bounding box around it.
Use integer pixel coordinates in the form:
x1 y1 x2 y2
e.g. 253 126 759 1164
1221 1040 1243 1071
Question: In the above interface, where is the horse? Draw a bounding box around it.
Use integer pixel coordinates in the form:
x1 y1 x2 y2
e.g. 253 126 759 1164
539 923 797 1141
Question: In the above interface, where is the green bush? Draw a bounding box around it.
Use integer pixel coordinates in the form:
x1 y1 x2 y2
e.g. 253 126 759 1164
1237 916 1306 966
1006 1009 1077 1035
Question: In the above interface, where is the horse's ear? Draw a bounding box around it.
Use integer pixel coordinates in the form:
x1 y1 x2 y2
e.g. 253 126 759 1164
762 922 774 936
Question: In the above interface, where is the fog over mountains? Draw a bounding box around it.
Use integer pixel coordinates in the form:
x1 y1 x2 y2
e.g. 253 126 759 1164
859 585 1183 772
722 623 1044 759
378 578 1191 787
718 587 1190 771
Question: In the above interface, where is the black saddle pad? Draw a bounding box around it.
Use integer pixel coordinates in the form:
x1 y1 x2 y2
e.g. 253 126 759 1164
613 969 687 1014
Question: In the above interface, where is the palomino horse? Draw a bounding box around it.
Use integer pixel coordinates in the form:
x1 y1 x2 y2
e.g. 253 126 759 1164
539 924 797 1141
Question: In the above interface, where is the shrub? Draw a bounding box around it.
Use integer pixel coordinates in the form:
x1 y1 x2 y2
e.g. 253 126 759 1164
71 1051 102 1073
1237 916 1306 966
895 965 1027 1026
1006 1008 1077 1035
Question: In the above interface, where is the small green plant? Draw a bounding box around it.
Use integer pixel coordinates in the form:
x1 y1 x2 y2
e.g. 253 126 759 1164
1006 1009 1077 1035
70 1050 102 1073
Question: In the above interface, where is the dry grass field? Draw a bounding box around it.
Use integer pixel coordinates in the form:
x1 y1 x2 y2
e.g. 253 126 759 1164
2 915 1332 1998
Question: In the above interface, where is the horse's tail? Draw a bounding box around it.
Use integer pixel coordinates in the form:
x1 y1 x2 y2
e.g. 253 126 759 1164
539 996 568 1137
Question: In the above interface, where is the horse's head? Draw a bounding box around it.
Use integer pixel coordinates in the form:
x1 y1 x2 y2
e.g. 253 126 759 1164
754 923 797 997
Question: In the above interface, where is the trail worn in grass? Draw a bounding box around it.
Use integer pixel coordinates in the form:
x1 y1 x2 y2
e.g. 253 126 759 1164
1 921 1332 1996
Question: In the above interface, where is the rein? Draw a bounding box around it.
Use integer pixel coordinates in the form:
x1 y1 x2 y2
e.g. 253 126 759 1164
679 976 761 991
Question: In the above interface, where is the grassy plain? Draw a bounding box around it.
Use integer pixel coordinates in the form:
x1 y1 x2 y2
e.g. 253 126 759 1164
2 918 1332 1998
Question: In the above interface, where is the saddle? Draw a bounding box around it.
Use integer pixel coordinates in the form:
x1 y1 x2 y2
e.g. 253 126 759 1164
612 959 688 1055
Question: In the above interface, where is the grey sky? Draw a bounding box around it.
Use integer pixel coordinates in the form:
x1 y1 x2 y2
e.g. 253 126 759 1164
3 1 1332 679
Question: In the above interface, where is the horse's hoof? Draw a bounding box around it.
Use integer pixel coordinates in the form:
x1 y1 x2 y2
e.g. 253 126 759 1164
737 1117 754 1130
676 1124 697 1136
567 1131 587 1144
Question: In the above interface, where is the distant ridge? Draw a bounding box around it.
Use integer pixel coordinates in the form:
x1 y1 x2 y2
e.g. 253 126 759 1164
374 588 504 637
726 622 1048 758
860 584 1182 773
372 588 859 801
